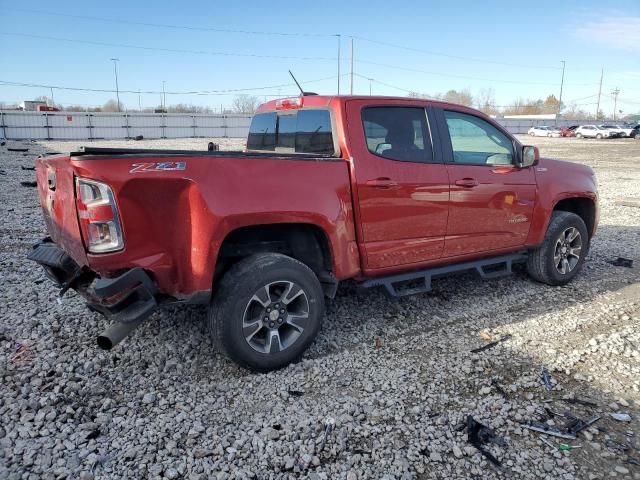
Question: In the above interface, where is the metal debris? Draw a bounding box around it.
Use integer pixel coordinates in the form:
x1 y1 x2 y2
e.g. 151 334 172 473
470 334 512 353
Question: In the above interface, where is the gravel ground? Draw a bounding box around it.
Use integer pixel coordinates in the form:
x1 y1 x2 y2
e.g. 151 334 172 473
1 136 639 480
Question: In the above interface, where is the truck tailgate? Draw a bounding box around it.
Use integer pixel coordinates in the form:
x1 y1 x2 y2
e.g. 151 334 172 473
35 154 88 267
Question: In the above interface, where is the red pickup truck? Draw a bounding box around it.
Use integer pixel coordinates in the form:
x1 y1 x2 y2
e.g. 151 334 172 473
29 95 598 371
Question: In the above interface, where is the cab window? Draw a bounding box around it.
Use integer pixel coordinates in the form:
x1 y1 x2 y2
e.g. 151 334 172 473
247 109 334 155
444 110 514 165
361 107 434 163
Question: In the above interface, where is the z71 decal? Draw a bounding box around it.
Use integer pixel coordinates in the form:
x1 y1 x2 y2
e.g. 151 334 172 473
129 161 186 173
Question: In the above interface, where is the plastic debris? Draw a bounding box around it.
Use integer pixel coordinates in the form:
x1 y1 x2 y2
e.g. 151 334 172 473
610 413 632 422
540 438 581 451
21 165 35 171
470 334 512 353
540 365 554 391
606 257 633 268
8 147 28 152
465 416 505 467
208 142 219 151
20 181 37 188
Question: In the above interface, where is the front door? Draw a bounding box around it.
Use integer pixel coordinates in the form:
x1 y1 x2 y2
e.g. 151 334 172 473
435 108 537 258
345 100 450 271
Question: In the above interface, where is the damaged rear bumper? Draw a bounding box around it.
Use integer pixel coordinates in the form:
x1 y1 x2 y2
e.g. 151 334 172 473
27 239 158 325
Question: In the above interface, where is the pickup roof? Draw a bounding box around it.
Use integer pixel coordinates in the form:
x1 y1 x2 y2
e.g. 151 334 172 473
29 95 599 371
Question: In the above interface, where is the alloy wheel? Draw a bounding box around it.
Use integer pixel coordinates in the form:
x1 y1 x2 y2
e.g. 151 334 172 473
242 281 310 354
553 227 582 275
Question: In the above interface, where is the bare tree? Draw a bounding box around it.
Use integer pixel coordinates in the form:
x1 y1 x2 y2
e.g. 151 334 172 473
475 88 498 115
442 89 473 107
231 94 259 114
102 99 122 112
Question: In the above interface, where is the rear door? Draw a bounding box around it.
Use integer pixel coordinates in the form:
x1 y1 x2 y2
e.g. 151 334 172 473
434 107 536 258
345 99 449 271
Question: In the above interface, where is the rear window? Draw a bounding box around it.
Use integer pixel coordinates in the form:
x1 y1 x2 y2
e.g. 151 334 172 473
247 109 334 155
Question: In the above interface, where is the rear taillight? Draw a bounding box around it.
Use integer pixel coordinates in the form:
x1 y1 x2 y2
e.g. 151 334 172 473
75 178 124 253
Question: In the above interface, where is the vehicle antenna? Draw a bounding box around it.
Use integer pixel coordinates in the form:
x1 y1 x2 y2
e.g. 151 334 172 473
288 70 304 96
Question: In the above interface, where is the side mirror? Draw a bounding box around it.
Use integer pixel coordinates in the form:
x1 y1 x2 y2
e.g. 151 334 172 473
521 145 539 167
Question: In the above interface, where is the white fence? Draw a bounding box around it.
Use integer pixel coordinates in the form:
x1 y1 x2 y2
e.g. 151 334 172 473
0 111 252 140
0 110 592 140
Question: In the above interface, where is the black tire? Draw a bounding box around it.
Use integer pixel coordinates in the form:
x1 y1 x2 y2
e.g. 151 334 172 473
527 211 589 286
208 253 324 372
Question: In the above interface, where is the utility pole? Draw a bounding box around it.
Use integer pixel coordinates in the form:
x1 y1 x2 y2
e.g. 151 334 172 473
162 81 166 110
349 37 354 95
367 77 373 96
138 90 142 111
110 58 120 112
556 60 565 125
596 68 603 119
336 34 341 95
611 88 620 121
50 87 55 106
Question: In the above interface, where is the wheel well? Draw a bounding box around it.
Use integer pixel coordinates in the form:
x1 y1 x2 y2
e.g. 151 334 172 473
553 198 596 237
216 223 333 284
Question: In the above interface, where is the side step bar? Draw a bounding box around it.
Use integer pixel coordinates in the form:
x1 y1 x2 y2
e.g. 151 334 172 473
361 253 527 297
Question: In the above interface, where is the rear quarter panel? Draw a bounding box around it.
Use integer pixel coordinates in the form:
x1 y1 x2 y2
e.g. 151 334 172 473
72 155 359 298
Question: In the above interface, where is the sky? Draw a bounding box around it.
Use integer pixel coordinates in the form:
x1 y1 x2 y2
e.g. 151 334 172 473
1 0 639 115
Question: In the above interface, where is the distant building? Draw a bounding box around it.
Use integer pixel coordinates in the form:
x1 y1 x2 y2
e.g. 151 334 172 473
20 100 48 111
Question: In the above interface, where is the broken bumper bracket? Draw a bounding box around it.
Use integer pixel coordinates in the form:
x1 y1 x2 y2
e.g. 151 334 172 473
28 239 158 324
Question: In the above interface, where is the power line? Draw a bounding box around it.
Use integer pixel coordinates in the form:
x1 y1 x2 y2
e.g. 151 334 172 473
3 31 601 88
355 59 599 87
5 7 335 37
0 75 341 96
353 73 603 108
351 35 563 70
0 32 337 61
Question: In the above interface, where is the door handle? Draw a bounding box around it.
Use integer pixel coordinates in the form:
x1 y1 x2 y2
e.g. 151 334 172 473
366 177 398 188
454 178 479 188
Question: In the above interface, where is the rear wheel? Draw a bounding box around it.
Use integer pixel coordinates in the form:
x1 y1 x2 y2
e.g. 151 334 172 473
596 133 603 139
208 253 324 372
527 211 588 286
576 133 583 138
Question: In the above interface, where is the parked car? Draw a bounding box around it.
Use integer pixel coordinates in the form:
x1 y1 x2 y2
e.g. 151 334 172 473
575 125 613 139
560 125 578 137
28 95 599 371
528 126 562 137
598 125 624 138
618 124 640 138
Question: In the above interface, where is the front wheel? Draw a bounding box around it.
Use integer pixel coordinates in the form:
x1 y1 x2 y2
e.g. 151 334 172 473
596 133 603 139
208 253 325 372
527 211 588 286
576 133 583 138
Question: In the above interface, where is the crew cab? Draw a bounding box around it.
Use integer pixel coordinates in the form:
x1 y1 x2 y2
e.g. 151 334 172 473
29 95 599 371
